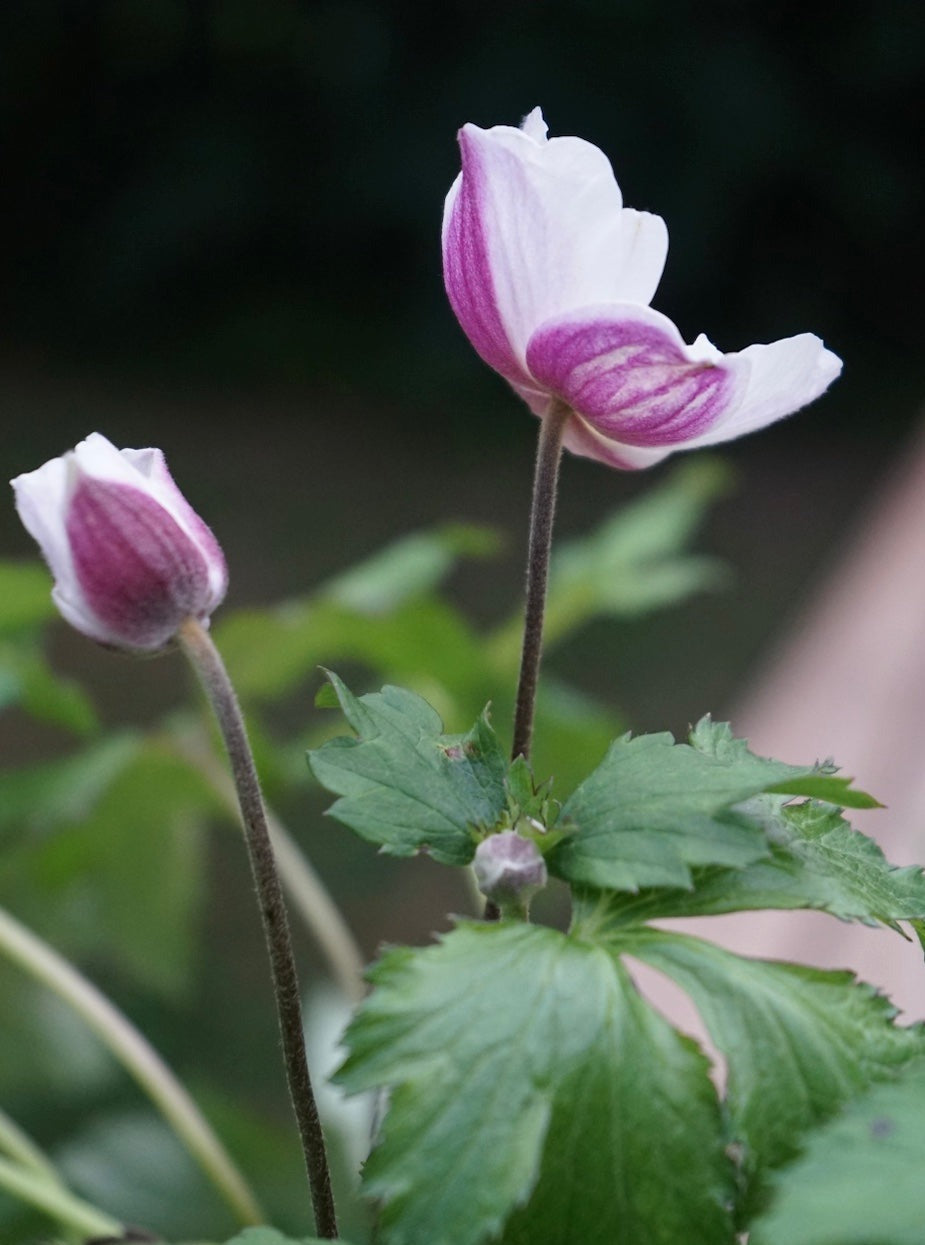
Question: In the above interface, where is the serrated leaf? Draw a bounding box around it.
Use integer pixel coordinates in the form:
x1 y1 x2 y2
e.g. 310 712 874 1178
337 922 734 1245
587 799 925 929
764 774 880 808
689 719 880 809
750 1056 925 1245
550 727 800 892
623 929 925 1216
307 674 507 864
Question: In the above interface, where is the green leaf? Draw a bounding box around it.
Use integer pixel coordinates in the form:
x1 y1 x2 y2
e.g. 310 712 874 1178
321 523 501 614
0 734 141 842
689 718 880 808
0 562 56 633
589 799 925 929
218 596 486 706
214 1229 354 1245
1 738 219 997
0 642 99 734
337 922 734 1245
549 721 817 891
307 674 507 865
623 929 925 1216
750 1057 925 1245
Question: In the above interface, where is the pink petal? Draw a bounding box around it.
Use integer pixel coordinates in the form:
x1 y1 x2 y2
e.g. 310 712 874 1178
526 305 745 448
66 478 217 650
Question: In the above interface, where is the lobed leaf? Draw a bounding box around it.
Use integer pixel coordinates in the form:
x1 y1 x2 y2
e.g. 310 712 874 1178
622 929 925 1216
550 719 878 892
588 798 925 929
307 673 507 864
337 921 734 1245
750 1056 925 1245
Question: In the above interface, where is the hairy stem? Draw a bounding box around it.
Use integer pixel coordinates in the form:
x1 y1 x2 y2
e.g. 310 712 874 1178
0 904 261 1226
511 401 571 762
0 1155 123 1240
172 721 365 1003
177 618 337 1239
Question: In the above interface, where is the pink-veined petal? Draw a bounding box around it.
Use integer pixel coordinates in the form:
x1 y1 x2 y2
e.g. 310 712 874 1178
66 478 217 650
561 415 674 470
11 433 228 651
526 304 747 447
121 445 227 602
442 110 668 384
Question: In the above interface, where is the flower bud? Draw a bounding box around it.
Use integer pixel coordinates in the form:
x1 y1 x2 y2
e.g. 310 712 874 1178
11 433 228 651
473 830 548 912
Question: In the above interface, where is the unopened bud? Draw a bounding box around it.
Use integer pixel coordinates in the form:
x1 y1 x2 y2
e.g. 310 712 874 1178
473 830 547 912
11 433 227 652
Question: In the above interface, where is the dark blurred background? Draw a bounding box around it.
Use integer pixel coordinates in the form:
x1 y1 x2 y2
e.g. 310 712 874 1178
1 0 923 719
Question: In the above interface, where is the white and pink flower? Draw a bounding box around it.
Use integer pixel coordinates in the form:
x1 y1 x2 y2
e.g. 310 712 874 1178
443 108 841 468
12 433 228 651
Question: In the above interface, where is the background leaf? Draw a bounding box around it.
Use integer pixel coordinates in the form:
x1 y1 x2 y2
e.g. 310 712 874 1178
0 562 56 634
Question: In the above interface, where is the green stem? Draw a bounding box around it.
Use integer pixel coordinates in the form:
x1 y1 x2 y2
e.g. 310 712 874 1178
0 1154 123 1239
511 401 571 763
0 1107 60 1184
171 721 365 1003
0 904 262 1227
177 618 338 1240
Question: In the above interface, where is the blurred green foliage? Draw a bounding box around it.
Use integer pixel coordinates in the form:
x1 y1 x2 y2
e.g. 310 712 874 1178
0 458 726 1242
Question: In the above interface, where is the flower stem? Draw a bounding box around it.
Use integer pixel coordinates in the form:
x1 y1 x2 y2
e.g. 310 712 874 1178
0 903 262 1227
0 1155 123 1240
177 618 338 1240
511 401 571 763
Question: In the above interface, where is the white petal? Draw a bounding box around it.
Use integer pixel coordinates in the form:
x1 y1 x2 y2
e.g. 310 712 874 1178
688 333 843 448
519 107 548 143
72 432 150 486
52 584 120 646
444 116 668 374
11 453 80 604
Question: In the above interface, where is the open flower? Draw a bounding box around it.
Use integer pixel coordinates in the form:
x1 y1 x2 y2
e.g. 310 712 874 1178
11 432 228 651
443 108 842 468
